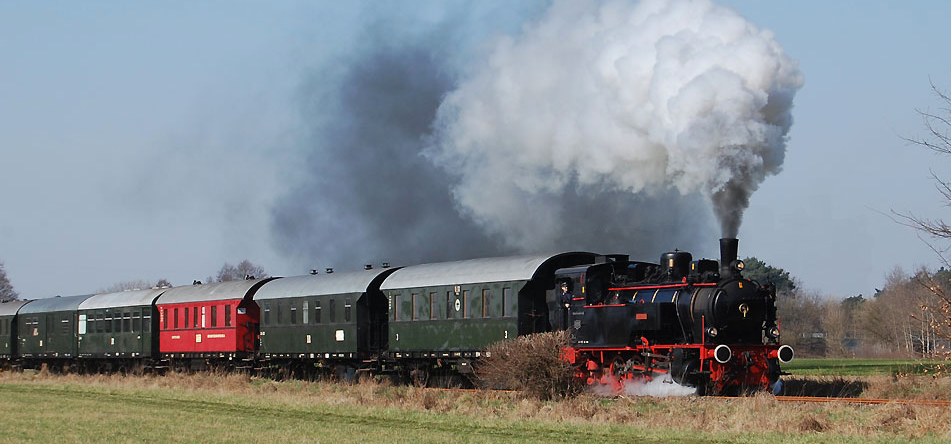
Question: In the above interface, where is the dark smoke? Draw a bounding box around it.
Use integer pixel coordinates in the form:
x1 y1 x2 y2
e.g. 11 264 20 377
269 1 799 271
270 25 507 270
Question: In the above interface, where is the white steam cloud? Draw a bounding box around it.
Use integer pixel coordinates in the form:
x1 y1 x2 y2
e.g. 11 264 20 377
589 377 698 397
428 0 803 246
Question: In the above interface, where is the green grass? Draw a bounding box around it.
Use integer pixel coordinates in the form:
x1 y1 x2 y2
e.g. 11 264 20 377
3 374 951 443
0 381 719 444
783 358 946 376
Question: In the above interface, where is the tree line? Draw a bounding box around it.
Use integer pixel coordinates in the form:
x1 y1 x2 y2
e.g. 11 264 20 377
0 259 269 300
744 257 951 359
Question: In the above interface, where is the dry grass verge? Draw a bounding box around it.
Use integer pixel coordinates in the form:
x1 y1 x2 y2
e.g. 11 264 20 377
3 371 951 442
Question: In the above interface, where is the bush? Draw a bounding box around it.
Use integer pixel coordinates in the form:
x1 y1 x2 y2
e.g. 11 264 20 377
474 330 582 400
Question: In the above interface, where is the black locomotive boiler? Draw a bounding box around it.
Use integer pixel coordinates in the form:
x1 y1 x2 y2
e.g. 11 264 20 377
555 238 793 395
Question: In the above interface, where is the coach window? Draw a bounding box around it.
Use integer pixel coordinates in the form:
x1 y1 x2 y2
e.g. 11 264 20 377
430 292 437 320
315 301 321 324
290 302 297 324
302 301 309 324
124 312 131 332
277 303 283 325
463 290 470 318
392 295 399 321
61 317 69 335
211 306 218 328
503 287 512 317
225 305 232 327
193 307 199 329
174 308 179 330
264 304 270 325
345 298 352 322
201 306 206 328
143 309 151 332
105 312 113 333
330 299 337 323
482 289 490 318
133 312 140 333
115 312 122 333
184 307 189 328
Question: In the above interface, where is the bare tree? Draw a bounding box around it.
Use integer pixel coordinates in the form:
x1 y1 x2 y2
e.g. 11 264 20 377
100 279 154 293
821 300 849 357
0 261 19 302
855 268 940 358
895 80 951 359
215 260 268 282
155 278 172 288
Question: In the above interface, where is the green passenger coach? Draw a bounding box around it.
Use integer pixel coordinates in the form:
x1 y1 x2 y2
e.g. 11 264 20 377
77 288 166 365
254 267 397 368
379 253 597 360
18 294 94 363
0 300 30 361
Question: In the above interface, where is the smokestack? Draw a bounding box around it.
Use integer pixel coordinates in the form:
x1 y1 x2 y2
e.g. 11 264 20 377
719 238 739 280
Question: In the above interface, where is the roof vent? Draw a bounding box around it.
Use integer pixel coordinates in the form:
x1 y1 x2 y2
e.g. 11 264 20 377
326 268 334 274
382 262 390 268
364 264 372 270
193 280 202 285
310 269 318 275
245 275 255 280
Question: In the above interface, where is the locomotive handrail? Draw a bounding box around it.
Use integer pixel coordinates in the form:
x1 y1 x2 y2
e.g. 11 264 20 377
609 283 717 291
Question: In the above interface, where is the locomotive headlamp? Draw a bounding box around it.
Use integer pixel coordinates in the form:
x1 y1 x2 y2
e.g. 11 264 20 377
706 327 718 338
734 260 745 272
767 327 780 339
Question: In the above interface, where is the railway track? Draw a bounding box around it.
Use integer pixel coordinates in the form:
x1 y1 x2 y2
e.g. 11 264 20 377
436 388 951 406
773 396 951 407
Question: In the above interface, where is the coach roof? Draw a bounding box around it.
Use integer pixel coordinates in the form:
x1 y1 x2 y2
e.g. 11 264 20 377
380 253 598 290
156 278 277 305
0 300 31 316
19 294 95 314
254 268 397 301
78 288 167 310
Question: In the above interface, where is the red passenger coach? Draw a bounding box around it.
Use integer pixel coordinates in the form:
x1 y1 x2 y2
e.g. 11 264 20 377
155 279 274 360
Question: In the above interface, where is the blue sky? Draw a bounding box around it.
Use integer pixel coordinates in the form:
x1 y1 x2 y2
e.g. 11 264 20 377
2 1 950 300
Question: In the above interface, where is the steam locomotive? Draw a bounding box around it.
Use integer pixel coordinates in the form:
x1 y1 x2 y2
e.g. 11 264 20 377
0 238 790 395
555 238 793 395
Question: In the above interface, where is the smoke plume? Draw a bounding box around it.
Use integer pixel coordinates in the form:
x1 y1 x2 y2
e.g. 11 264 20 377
271 0 801 271
428 0 803 242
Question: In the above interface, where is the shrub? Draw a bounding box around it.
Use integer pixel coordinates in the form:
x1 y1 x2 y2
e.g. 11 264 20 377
475 330 582 400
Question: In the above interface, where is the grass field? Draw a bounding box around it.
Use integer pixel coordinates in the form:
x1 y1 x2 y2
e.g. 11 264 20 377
782 358 947 376
2 371 951 443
